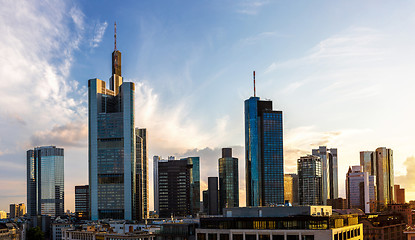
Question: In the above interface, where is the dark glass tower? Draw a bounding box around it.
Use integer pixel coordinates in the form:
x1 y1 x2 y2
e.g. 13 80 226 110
27 146 64 218
218 148 239 213
312 147 338 205
245 97 284 206
182 157 200 216
208 177 219 215
75 185 89 220
157 158 192 218
135 128 148 220
298 155 322 205
88 26 136 220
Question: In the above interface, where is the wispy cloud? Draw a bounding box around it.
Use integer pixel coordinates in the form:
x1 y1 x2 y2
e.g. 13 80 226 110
236 0 269 15
90 21 108 48
30 122 87 148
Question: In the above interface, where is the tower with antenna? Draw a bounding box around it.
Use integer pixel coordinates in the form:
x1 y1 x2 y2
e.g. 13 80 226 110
244 71 284 207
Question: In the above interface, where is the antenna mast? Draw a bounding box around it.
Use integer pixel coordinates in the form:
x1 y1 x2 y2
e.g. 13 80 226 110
253 71 256 97
114 22 117 51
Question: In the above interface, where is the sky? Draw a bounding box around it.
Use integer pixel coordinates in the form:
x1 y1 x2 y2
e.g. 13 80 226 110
1 0 415 212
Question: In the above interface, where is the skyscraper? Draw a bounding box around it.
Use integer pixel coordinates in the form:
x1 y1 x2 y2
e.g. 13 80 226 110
157 157 199 218
394 185 405 204
208 177 219 215
218 148 239 213
75 185 89 220
153 155 161 214
88 24 136 220
345 166 376 213
284 174 299 205
375 147 394 209
135 128 148 220
245 96 284 206
297 155 322 205
360 148 394 210
183 157 200 215
312 146 338 205
27 146 64 218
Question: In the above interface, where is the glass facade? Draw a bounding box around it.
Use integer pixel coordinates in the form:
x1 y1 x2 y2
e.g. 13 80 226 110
245 97 284 206
219 148 239 213
375 147 394 210
26 146 64 218
345 166 376 213
135 128 148 220
311 147 338 205
184 157 200 216
88 48 136 220
298 155 322 205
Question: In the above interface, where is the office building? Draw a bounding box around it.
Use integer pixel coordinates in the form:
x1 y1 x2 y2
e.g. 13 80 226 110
218 148 239 213
208 177 219 215
202 190 208 214
153 155 161 213
284 173 299 205
9 204 25 218
182 157 200 216
157 157 199 218
375 147 394 209
136 128 148 220
88 25 136 220
27 146 64 218
312 146 338 205
75 185 89 220
298 155 322 205
345 166 376 213
245 96 284 206
360 148 394 210
394 185 405 204
196 206 363 240
0 211 6 219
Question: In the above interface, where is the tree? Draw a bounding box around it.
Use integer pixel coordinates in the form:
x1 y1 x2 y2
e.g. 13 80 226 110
27 227 44 240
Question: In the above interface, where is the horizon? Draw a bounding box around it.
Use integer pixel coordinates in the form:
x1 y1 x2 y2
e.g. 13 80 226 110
1 0 415 213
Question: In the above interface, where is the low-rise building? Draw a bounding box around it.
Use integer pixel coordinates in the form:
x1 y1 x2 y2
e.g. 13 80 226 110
62 225 154 240
0 223 21 240
359 213 406 240
196 206 362 240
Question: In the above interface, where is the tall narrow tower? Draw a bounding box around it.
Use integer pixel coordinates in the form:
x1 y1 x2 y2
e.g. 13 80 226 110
88 23 136 220
245 72 284 206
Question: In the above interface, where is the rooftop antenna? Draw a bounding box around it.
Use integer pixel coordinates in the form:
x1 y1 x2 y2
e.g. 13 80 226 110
114 22 117 51
253 70 256 97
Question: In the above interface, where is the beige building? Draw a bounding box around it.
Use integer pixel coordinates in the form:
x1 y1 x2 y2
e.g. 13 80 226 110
284 174 298 205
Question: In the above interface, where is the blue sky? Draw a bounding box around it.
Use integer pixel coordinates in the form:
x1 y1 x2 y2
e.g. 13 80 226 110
1 0 415 212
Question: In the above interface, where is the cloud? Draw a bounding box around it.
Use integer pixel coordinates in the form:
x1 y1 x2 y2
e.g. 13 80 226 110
30 122 87 148
236 0 269 15
90 21 108 48
395 156 415 201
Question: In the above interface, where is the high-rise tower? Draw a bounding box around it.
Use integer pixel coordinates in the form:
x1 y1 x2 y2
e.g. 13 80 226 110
218 148 239 213
88 23 136 220
245 73 284 206
312 146 338 205
135 128 148 220
27 146 64 218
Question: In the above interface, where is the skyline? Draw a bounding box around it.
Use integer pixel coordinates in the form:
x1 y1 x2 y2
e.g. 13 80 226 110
2 0 415 212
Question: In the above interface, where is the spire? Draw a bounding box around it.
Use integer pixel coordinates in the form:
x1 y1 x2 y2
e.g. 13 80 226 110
114 22 117 51
253 70 256 97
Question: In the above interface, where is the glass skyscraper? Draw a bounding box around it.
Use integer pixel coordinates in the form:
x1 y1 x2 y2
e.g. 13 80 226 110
312 146 338 205
245 96 284 206
298 155 322 205
183 157 200 215
218 148 239 213
27 146 64 218
345 166 376 213
135 128 148 220
88 31 136 220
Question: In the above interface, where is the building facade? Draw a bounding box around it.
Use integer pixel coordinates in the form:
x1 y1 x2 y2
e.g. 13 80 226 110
312 147 338 205
208 177 219 215
27 146 64 218
135 128 148 220
218 148 239 213
298 155 322 205
196 207 363 240
345 166 376 213
153 156 161 214
394 185 405 204
88 32 136 220
75 185 89 220
182 157 200 216
245 96 284 207
157 157 199 218
375 147 394 210
284 174 299 205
